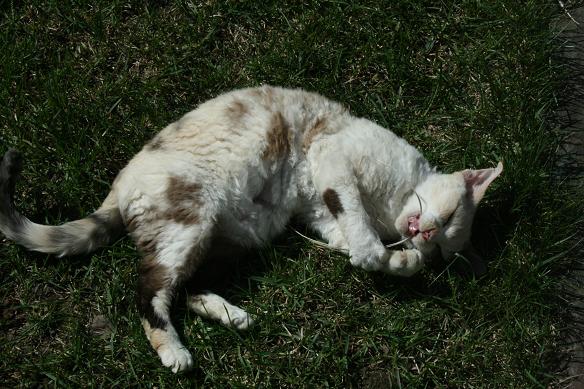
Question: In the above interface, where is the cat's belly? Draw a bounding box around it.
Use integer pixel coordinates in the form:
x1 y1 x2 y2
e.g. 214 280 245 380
215 165 300 247
216 203 294 247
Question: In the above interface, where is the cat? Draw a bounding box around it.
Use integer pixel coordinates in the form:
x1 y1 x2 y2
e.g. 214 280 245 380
0 85 502 373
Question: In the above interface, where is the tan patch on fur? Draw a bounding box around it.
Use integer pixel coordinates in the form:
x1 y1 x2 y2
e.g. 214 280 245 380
226 99 248 122
323 188 344 217
124 205 162 267
262 112 290 160
126 214 139 233
264 86 274 102
303 117 327 152
249 86 275 107
399 252 409 267
149 329 168 351
249 88 262 98
166 176 202 224
142 319 169 351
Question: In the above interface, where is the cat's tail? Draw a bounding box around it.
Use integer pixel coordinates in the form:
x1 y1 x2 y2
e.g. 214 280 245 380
0 149 125 256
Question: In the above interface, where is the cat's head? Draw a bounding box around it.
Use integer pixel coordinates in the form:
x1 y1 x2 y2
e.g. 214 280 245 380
395 162 503 272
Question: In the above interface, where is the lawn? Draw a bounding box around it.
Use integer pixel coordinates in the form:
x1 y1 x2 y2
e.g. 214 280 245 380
0 0 581 387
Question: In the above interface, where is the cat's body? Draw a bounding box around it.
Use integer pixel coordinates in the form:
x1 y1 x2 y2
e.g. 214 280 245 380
123 86 427 246
0 86 502 373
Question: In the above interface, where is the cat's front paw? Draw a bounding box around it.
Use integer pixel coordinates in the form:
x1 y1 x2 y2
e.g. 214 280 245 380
349 244 388 272
386 249 424 277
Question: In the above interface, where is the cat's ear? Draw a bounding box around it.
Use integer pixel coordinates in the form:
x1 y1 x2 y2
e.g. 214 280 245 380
461 162 503 206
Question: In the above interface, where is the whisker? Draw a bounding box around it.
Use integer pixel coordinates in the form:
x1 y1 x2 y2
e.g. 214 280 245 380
373 216 412 248
375 216 393 234
386 236 412 248
414 190 424 214
290 228 349 254
292 226 411 252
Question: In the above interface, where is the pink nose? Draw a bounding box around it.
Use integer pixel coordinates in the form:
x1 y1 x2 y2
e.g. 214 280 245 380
407 215 420 236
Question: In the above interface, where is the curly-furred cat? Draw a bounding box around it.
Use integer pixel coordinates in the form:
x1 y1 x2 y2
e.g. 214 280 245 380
0 86 502 373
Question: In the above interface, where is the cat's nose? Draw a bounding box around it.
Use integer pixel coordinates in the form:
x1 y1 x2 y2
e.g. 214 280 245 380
407 215 420 236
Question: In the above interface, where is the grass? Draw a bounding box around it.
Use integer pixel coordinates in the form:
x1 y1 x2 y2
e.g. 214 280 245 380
0 0 581 387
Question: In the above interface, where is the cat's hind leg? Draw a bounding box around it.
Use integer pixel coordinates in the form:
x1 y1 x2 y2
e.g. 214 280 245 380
188 291 255 330
130 214 215 373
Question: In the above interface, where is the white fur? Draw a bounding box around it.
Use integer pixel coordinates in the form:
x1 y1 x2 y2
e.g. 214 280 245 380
188 292 254 330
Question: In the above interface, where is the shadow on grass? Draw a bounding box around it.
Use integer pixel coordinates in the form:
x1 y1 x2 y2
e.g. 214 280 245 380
178 201 514 313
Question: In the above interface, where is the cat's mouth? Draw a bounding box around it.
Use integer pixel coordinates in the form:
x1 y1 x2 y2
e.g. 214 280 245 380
407 214 436 241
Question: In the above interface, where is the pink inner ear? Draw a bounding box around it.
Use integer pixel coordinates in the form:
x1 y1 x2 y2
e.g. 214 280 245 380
462 162 503 205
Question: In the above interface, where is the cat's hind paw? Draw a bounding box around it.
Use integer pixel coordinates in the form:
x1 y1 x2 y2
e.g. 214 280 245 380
158 342 194 373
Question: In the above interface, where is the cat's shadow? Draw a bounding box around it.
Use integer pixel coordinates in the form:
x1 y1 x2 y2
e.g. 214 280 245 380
22 192 513 308
471 198 513 261
179 213 510 314
180 196 514 312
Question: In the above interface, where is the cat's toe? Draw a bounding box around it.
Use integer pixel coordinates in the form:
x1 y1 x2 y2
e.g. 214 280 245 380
388 249 424 277
231 311 255 330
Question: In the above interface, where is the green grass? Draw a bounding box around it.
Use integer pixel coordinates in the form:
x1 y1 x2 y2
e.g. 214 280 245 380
0 0 580 387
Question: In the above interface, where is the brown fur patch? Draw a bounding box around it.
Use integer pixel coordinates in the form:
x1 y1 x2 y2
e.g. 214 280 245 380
226 100 248 121
262 112 290 160
303 117 327 152
139 256 169 292
264 86 274 102
138 255 170 329
166 176 202 224
126 214 140 234
149 328 169 351
249 88 262 98
323 188 344 217
164 208 200 225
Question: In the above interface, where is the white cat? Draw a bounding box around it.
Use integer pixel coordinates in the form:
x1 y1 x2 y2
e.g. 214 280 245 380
0 85 502 373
